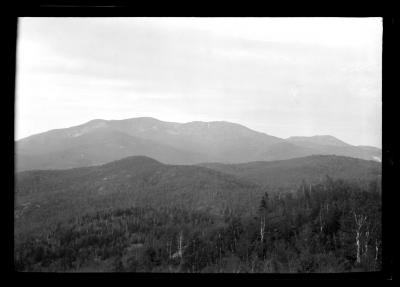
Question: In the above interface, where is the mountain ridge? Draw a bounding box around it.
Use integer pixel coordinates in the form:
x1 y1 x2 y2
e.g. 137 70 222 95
286 135 351 147
16 117 381 171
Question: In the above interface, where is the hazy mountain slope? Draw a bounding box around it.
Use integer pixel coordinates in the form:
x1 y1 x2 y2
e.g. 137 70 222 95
287 135 351 147
256 141 317 161
286 136 381 161
16 117 382 171
15 117 285 170
15 156 263 237
104 117 285 162
199 155 381 189
16 125 208 171
310 145 382 161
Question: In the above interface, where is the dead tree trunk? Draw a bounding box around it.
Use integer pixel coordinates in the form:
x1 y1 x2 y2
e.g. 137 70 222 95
375 239 379 263
178 231 183 258
364 230 370 257
319 205 324 233
171 231 185 260
260 216 266 242
354 213 367 264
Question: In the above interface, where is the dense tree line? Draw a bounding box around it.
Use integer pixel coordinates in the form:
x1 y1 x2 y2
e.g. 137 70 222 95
15 177 381 272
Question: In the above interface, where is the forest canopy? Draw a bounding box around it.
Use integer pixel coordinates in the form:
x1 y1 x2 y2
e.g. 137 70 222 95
15 177 381 273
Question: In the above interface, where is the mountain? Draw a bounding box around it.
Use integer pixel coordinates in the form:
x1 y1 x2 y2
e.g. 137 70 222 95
286 136 381 162
16 122 208 170
15 156 264 237
286 135 351 147
108 118 285 162
16 117 284 171
16 117 381 171
199 155 381 189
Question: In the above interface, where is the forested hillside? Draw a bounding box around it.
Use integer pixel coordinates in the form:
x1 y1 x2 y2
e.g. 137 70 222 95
15 178 381 272
15 156 263 238
15 154 382 272
199 155 381 189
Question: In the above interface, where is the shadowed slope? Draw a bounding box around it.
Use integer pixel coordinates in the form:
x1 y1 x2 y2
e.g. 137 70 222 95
15 156 263 238
199 155 381 189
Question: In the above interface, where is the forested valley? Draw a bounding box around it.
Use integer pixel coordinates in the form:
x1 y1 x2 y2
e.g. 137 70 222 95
15 177 381 273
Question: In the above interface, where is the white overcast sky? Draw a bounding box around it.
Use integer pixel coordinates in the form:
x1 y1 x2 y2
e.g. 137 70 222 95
16 17 382 148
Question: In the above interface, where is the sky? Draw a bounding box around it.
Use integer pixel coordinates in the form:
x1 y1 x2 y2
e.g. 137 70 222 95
16 17 382 148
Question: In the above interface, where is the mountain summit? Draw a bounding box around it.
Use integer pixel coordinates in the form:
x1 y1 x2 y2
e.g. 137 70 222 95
16 117 381 171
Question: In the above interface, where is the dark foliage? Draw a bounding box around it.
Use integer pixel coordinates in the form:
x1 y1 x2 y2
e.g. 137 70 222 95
15 178 381 272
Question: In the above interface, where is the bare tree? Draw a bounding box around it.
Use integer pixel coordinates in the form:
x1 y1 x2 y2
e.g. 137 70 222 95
319 205 325 233
178 231 183 257
171 230 185 259
375 239 380 266
260 216 266 242
354 212 368 264
259 192 268 242
364 230 370 256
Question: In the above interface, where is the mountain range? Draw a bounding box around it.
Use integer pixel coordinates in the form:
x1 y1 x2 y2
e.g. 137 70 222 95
16 117 381 171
